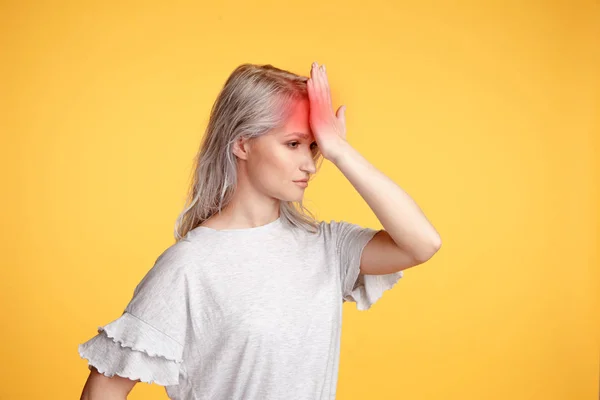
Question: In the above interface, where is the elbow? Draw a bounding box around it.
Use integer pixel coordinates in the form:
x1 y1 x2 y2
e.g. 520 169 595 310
431 235 442 252
415 236 442 263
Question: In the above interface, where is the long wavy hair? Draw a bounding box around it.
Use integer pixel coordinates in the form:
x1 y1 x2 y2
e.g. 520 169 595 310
173 63 324 242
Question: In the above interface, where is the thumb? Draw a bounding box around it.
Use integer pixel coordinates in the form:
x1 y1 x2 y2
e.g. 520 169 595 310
336 105 346 125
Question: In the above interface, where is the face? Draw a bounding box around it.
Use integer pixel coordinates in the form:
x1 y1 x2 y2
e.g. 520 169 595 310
234 98 318 202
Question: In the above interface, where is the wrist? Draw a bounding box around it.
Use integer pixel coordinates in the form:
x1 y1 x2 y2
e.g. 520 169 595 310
328 139 353 165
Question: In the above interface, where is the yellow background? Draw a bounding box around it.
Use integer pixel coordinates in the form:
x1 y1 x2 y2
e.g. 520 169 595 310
1 1 598 399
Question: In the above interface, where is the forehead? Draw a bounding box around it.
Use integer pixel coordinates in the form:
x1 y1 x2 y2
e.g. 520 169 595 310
279 99 313 140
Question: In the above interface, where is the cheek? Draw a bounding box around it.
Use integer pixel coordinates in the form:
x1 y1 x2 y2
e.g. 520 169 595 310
269 153 293 184
249 150 290 186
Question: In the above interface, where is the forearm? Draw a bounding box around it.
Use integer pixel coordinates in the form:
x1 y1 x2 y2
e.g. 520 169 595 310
81 394 126 400
81 389 127 400
80 369 134 400
81 384 128 400
331 140 441 260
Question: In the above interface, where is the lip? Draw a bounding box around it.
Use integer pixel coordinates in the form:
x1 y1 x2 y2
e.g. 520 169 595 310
294 181 308 188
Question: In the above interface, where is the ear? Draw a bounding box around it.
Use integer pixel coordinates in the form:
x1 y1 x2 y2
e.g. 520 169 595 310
232 136 251 160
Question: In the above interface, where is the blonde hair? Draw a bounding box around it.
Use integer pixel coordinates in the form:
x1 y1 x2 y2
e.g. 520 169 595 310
173 63 324 242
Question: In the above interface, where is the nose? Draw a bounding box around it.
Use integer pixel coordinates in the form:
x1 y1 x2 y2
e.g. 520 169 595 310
300 148 317 175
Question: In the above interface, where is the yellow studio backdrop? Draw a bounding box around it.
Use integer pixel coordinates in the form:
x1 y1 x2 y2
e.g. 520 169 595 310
1 1 598 399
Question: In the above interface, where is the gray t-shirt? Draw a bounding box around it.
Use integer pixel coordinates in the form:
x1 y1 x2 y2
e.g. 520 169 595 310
78 217 403 399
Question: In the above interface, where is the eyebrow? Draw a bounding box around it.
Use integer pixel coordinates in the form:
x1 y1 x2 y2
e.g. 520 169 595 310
285 132 311 139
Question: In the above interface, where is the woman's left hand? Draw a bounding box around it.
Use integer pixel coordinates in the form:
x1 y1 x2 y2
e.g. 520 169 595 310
307 62 348 161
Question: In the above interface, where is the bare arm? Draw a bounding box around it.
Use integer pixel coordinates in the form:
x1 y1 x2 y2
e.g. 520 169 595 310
332 140 441 262
307 62 441 261
80 367 139 400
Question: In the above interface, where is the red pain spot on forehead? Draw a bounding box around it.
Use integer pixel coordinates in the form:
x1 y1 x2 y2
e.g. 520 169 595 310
280 99 313 139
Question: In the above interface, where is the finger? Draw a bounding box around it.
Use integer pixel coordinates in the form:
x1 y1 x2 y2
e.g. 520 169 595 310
322 65 332 107
308 78 320 107
310 62 318 88
311 62 323 104
318 65 327 104
336 105 346 126
308 65 316 100
320 65 332 108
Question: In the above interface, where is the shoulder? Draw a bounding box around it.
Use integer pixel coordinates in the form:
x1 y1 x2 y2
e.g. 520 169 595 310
124 241 198 334
128 240 200 302
306 219 352 242
316 219 365 238
152 239 197 272
315 219 336 235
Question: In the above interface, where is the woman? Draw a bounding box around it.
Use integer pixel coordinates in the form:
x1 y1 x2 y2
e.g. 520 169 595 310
78 62 441 399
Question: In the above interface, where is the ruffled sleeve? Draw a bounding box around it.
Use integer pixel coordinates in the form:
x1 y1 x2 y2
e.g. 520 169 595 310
78 243 193 386
327 220 404 311
78 311 185 385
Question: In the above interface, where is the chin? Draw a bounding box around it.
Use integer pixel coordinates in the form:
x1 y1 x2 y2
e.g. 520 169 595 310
278 191 304 202
274 185 306 202
285 195 304 202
